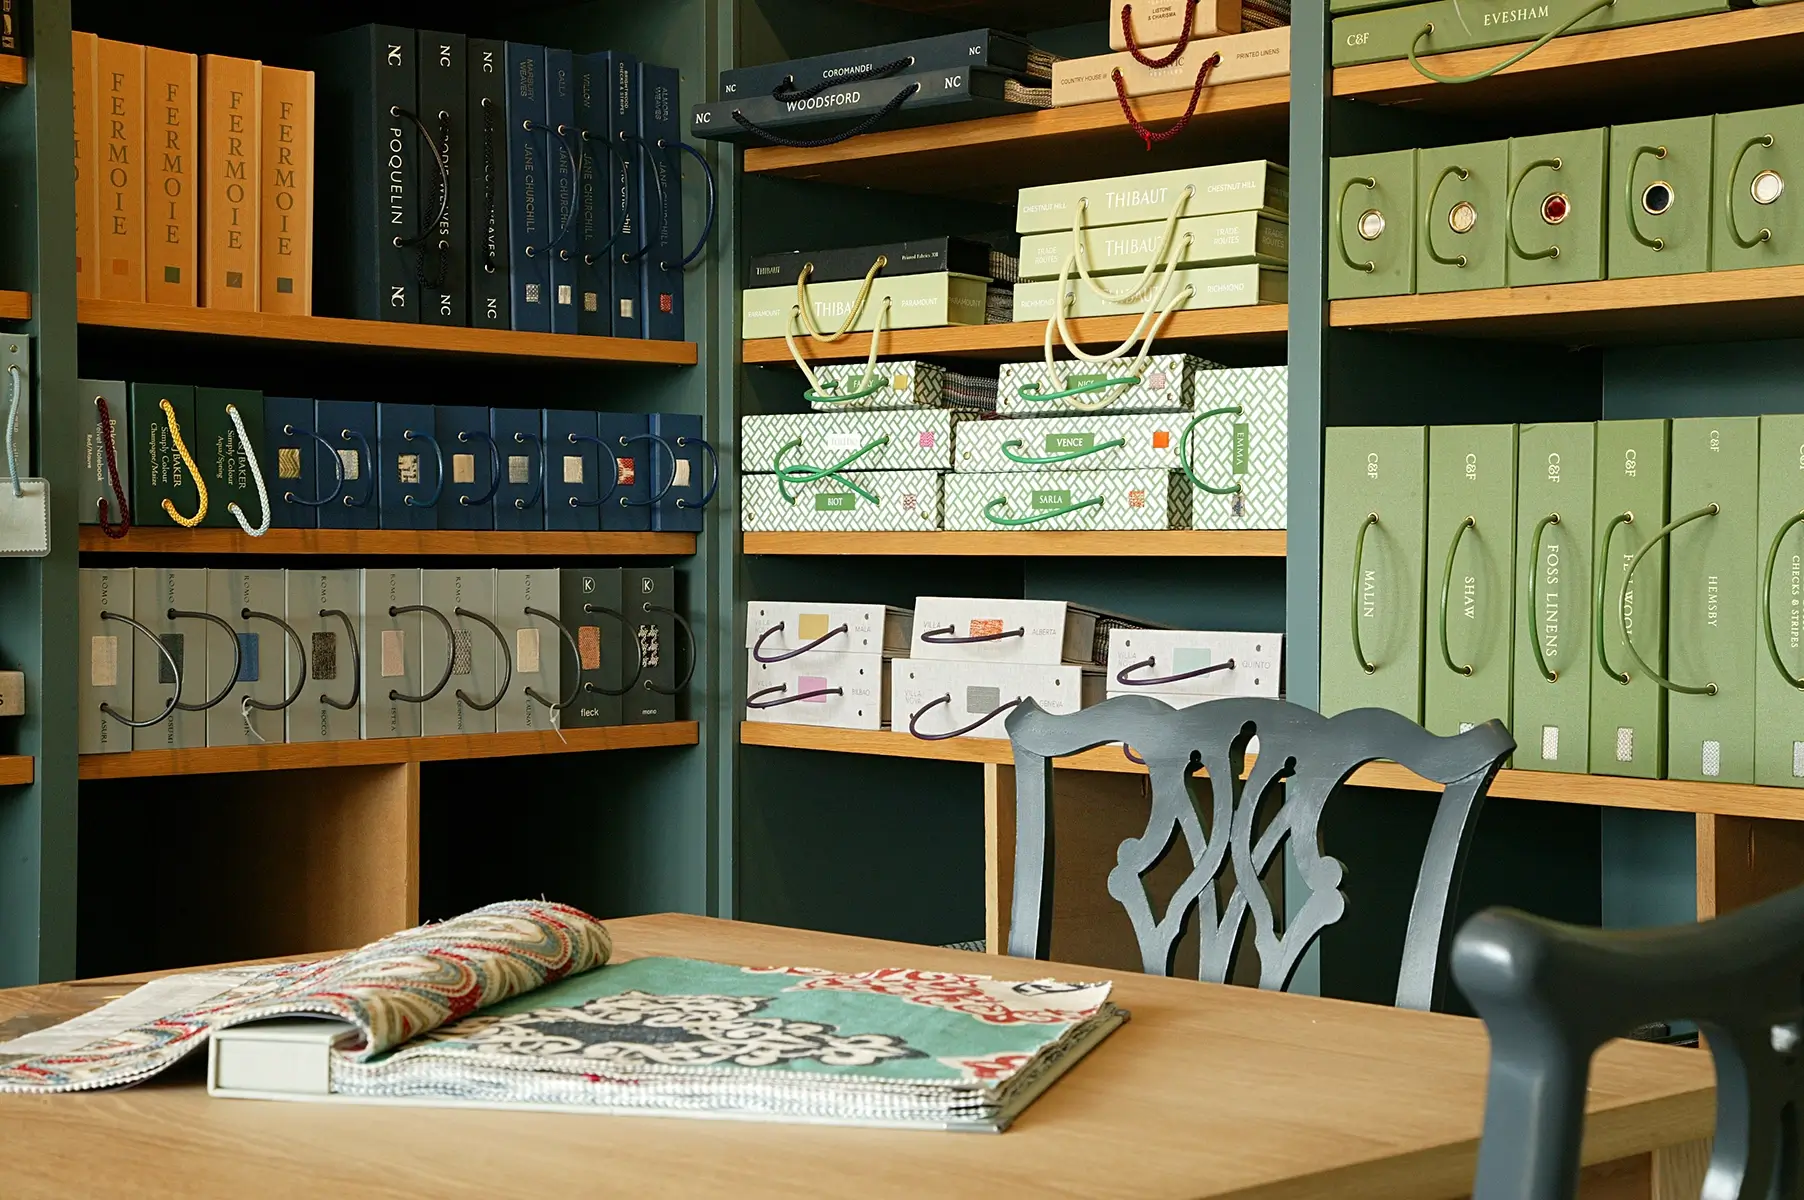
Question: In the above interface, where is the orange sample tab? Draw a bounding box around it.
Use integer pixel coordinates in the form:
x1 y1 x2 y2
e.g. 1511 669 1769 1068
145 46 198 306
201 54 260 310
260 65 313 315
96 38 145 301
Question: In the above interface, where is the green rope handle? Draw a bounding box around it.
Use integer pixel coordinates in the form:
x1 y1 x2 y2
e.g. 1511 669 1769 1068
1524 513 1561 684
781 472 880 508
1438 516 1477 678
1594 512 1634 685
999 436 1126 466
1351 513 1379 675
773 435 890 505
805 376 889 405
1625 145 1668 252
1336 176 1378 274
1763 511 1804 690
1017 374 1140 403
1178 405 1243 497
1507 157 1563 262
982 494 1104 527
1406 0 1614 85
1423 164 1470 268
1618 504 1720 696
1727 134 1777 250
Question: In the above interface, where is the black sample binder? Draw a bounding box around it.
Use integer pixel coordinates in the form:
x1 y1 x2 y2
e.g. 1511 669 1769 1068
692 68 1043 145
418 30 468 327
719 29 1044 101
467 38 511 330
750 236 996 288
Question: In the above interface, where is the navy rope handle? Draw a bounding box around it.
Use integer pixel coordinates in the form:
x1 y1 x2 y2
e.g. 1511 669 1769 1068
578 131 630 265
674 436 720 510
337 429 377 509
282 424 345 507
512 431 545 511
618 132 670 266
661 140 717 270
401 428 445 508
619 433 678 507
521 120 585 259
568 432 621 509
456 430 504 507
731 82 920 149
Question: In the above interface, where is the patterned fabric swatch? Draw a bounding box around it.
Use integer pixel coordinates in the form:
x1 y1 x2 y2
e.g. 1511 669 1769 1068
451 631 474 676
277 447 302 480
157 633 184 685
562 455 584 485
235 633 260 683
381 630 406 679
337 449 361 481
508 455 531 485
397 455 421 485
452 454 476 485
310 631 338 681
90 636 118 687
516 628 541 675
966 685 1001 713
578 624 602 671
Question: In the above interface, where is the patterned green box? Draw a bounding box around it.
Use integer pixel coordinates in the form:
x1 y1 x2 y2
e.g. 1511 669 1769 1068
944 470 1191 532
1417 140 1507 294
1609 117 1713 280
1712 103 1804 272
1329 150 1416 299
955 413 1184 474
1333 0 1729 68
801 361 986 414
1016 161 1289 234
1507 129 1607 286
1012 265 1287 323
996 354 1222 416
1017 210 1289 282
1191 365 1287 531
741 470 943 533
742 272 989 339
741 411 955 476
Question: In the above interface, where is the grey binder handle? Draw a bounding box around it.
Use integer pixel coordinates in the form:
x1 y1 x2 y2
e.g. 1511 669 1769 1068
96 611 180 729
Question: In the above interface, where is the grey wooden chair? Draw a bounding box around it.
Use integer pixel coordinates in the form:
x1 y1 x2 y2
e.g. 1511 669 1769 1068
1003 695 1514 1010
1455 893 1804 1200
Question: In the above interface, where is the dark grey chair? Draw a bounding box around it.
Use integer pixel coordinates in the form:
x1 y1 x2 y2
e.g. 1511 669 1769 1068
1455 895 1804 1200
1003 694 1514 1010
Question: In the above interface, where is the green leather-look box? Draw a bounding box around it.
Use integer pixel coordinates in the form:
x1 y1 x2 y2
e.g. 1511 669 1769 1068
1320 426 1428 724
1506 129 1607 287
1756 415 1804 787
1608 117 1713 280
1590 419 1669 780
1417 141 1507 294
1333 0 1730 68
1329 151 1416 300
1513 422 1595 774
1424 425 1517 747
1666 417 1759 785
1712 104 1804 272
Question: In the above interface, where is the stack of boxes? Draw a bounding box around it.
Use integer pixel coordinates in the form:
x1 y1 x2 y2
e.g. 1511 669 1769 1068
1105 628 1284 710
1330 101 1804 300
77 565 683 753
1332 1 1719 71
1052 2 1292 109
744 602 913 731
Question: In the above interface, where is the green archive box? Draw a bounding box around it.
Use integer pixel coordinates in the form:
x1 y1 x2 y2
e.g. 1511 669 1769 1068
1608 117 1714 281
1332 0 1729 68
1660 417 1760 784
1513 422 1595 774
1416 141 1507 294
1424 425 1518 744
1329 151 1416 300
1756 415 1804 787
1320 426 1428 722
1590 420 1670 779
1712 104 1804 273
1507 129 1608 287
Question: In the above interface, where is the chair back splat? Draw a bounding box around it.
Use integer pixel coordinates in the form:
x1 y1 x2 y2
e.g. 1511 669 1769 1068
1004 695 1514 1010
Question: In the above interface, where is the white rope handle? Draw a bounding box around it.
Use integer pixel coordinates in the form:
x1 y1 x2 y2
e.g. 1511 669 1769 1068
224 403 271 536
786 296 890 398
4 364 21 499
1071 185 1194 306
1032 244 1193 413
793 257 884 344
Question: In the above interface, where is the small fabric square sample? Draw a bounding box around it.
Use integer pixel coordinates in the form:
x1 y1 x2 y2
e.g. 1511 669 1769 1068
311 631 338 681
515 628 541 675
90 636 118 687
381 629 406 679
451 631 474 676
578 624 602 671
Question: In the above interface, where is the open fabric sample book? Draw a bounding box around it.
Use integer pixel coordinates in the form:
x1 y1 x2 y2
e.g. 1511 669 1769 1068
0 902 1125 1132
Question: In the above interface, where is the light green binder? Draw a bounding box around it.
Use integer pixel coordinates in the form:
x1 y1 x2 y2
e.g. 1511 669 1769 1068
1590 419 1669 779
1320 426 1428 722
1416 140 1507 294
1756 414 1804 787
1607 116 1714 281
1328 151 1416 301
1711 103 1804 272
1658 417 1759 784
1506 129 1608 287
1513 422 1594 774
1424 425 1517 745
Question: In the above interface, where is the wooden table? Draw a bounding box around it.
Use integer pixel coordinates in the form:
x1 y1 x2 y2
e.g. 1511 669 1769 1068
0 914 1715 1200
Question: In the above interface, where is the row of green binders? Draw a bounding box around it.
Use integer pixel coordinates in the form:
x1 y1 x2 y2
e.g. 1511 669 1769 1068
1320 417 1804 787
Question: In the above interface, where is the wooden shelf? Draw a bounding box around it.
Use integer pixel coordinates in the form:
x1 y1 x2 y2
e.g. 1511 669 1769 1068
743 306 1288 365
0 55 23 88
1329 266 1804 344
0 291 28 321
76 299 698 366
80 722 700 780
79 527 696 557
741 722 1804 820
0 756 33 787
741 80 1291 202
742 530 1286 557
1335 7 1804 120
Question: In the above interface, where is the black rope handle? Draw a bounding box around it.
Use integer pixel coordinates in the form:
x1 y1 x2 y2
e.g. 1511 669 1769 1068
414 107 454 291
388 604 457 705
752 620 849 664
319 608 361 711
389 106 452 250
241 607 309 712
746 682 844 709
453 607 514 713
908 694 1023 741
644 603 696 696
479 98 501 275
97 611 180 728
166 608 244 713
731 82 920 149
920 624 1025 646
523 605 584 711
581 602 645 696
1113 657 1237 687
772 54 914 103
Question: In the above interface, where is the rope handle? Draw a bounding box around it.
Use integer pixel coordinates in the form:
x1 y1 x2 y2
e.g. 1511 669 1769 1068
1406 0 1615 85
1121 0 1202 69
389 106 452 249
773 54 913 103
1764 513 1804 691
1438 517 1477 677
795 256 889 344
983 493 1106 526
1524 514 1561 684
908 693 1023 740
224 404 270 536
1114 656 1235 687
1000 435 1126 466
732 82 920 149
921 624 1025 646
660 139 718 270
94 393 132 538
522 605 584 712
1068 187 1195 307
791 297 891 404
753 620 850 664
96 611 181 728
746 682 845 709
158 399 208 528
452 607 514 713
1178 405 1244 496
1111 52 1221 151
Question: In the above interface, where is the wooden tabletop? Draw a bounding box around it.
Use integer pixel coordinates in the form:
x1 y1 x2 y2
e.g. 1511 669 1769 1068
0 914 1715 1200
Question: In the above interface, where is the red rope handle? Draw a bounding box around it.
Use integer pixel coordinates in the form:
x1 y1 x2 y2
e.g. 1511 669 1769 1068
1112 52 1222 151
1122 0 1201 69
94 394 131 539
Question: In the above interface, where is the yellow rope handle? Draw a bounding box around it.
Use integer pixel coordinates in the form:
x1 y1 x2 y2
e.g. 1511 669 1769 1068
159 398 208 527
794 255 888 343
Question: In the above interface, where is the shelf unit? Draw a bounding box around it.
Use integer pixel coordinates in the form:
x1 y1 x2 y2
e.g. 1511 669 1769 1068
78 529 698 557
80 723 700 781
0 291 29 321
76 299 700 366
742 531 1286 557
0 757 33 787
0 55 22 87
743 307 1288 364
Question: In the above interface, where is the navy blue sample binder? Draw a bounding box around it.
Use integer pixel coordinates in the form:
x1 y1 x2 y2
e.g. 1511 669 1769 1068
574 52 615 337
376 402 443 529
610 52 645 339
649 412 711 533
263 396 326 529
543 408 602 532
435 405 496 531
596 411 655 532
505 43 551 333
638 63 684 342
546 47 581 335
491 407 545 532
315 400 379 530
